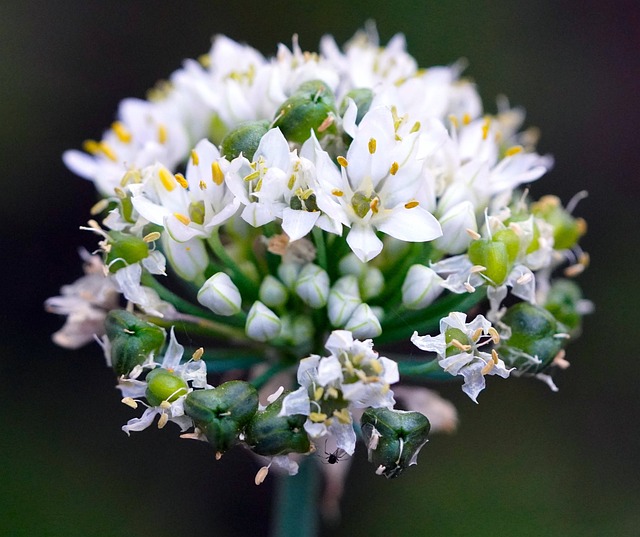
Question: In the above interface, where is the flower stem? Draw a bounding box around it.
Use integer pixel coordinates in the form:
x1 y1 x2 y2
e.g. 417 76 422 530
207 227 260 298
145 313 248 343
271 458 319 537
312 227 327 271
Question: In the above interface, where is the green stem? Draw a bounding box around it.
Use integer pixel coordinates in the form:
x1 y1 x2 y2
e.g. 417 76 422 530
312 227 327 271
207 227 259 298
146 314 248 343
397 359 440 376
271 458 319 537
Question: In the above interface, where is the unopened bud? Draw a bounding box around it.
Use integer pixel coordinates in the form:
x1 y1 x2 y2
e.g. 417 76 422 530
344 303 382 339
105 231 149 273
294 263 329 308
401 265 444 310
220 120 270 161
434 201 477 255
145 368 188 407
327 276 362 327
197 272 242 316
246 301 282 342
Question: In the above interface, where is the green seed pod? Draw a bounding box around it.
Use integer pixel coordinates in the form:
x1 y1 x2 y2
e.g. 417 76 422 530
245 393 310 456
104 310 166 376
105 230 149 273
188 200 205 226
544 279 586 332
273 80 337 144
339 88 374 125
361 407 431 479
492 228 520 264
145 368 189 407
184 381 259 454
500 302 566 372
468 238 510 285
220 120 270 161
532 195 586 250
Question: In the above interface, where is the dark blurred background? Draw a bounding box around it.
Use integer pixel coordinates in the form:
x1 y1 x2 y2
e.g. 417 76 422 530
1 1 638 536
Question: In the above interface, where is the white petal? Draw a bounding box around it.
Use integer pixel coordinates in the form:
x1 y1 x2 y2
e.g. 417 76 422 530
346 224 383 262
281 207 320 241
376 205 442 242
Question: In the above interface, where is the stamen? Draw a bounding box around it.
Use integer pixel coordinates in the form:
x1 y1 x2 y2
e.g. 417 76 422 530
143 231 161 243
121 397 138 409
318 114 334 133
488 327 500 344
566 190 588 214
199 180 207 190
255 465 270 486
157 413 169 429
90 199 110 215
464 281 476 293
491 349 500 364
552 350 570 369
158 168 176 191
243 170 260 182
404 201 419 209
287 174 296 190
376 465 386 475
450 339 472 352
471 328 483 342
462 113 471 125
333 408 351 425
310 412 328 423
266 386 284 404
174 173 188 189
112 121 132 143
190 149 200 166
331 189 344 197
368 138 377 154
192 347 204 361
389 162 399 175
313 387 324 401
211 161 225 185
369 197 380 214
505 145 523 156
516 272 533 285
215 452 223 460
470 265 487 274
82 139 100 154
98 141 117 161
326 387 339 399
448 115 459 129
158 124 168 144
173 213 191 226
337 156 348 167
466 228 481 240
481 117 491 140
481 360 495 375
410 121 421 133
159 401 172 410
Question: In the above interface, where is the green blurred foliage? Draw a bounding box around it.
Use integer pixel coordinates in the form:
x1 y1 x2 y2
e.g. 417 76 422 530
0 0 638 536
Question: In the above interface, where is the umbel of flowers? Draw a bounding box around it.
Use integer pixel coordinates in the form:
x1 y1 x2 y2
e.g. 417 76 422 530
47 26 591 508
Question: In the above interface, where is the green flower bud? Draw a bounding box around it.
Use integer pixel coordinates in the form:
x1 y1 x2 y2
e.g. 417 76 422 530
245 393 310 456
339 88 373 125
361 407 431 479
468 238 510 285
500 302 566 372
105 230 149 273
184 381 259 454
145 368 188 407
259 275 289 308
273 80 337 144
104 310 165 376
532 195 586 250
220 120 270 161
544 279 586 332
295 263 330 308
188 201 205 226
492 228 520 264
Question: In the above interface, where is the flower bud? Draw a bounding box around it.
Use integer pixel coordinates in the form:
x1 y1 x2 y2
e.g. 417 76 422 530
220 120 270 161
245 393 311 456
328 276 362 327
361 267 384 300
434 201 477 255
246 301 282 342
543 279 588 332
162 234 208 282
361 407 431 479
104 310 165 376
468 228 521 286
277 262 302 289
259 275 289 308
273 80 337 144
344 303 382 339
145 368 188 407
338 252 365 277
184 381 259 454
339 88 374 125
499 302 566 372
401 265 444 310
532 195 586 250
281 315 315 346
197 272 242 316
294 263 330 308
105 231 149 273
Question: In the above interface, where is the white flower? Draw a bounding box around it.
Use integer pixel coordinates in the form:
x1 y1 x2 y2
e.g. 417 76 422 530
412 312 512 403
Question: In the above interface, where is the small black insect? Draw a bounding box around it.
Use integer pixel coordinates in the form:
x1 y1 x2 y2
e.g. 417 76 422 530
322 440 347 464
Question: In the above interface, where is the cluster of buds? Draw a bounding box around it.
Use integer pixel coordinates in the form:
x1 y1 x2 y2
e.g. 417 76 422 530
48 26 591 495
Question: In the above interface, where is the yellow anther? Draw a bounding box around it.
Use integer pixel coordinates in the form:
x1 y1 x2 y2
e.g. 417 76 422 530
404 201 419 209
318 114 334 133
211 161 225 186
190 149 200 166
481 117 491 140
471 328 483 342
481 360 495 375
505 145 523 157
333 408 351 425
255 177 264 192
464 282 476 293
309 412 328 423
370 360 382 375
450 338 472 352
552 350 570 369
576 218 588 236
82 139 100 154
157 413 169 429
173 212 191 226
369 197 380 214
410 121 421 133
448 115 459 129
192 347 204 361
143 231 161 243
287 174 296 190
491 349 500 364
158 167 176 191
470 265 487 274
243 170 260 182
254 466 270 486
331 189 344 197
199 180 207 190
121 169 142 186
462 113 471 125
121 397 138 409
368 138 377 154
326 387 339 399
98 141 117 161
337 156 348 167
175 173 189 189
111 121 132 143
389 162 399 175
159 401 172 410
90 199 110 215
313 387 324 401
158 124 168 144
488 327 500 344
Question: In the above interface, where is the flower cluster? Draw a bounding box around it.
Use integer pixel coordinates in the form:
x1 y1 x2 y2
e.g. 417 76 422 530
49 27 591 499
